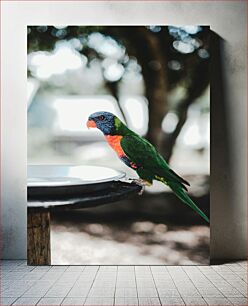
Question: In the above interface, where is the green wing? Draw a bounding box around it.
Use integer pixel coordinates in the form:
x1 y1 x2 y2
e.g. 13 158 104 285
120 135 189 188
121 135 165 169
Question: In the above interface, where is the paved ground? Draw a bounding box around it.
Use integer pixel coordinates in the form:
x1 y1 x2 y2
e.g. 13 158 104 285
1 260 247 306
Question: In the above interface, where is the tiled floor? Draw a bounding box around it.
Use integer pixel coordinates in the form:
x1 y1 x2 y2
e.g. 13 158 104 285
1 260 247 306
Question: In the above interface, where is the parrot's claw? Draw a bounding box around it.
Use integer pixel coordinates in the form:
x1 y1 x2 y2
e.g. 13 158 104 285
118 178 150 195
131 179 151 195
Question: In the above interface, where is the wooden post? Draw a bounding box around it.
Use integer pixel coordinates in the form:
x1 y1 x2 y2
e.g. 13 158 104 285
27 208 51 265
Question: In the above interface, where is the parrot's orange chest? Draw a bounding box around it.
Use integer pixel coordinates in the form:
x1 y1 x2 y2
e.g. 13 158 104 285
105 135 125 157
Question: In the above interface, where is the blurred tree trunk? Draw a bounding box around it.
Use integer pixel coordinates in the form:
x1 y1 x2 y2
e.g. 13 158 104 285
161 60 209 161
126 27 168 148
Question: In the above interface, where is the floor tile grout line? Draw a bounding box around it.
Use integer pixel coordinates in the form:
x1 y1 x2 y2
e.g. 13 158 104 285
113 266 118 306
8 296 42 306
61 265 87 304
232 269 247 282
204 267 247 296
211 264 246 281
211 267 247 297
201 296 221 306
11 272 47 300
36 296 42 306
83 266 100 305
8 296 19 306
19 277 58 299
134 266 139 305
212 265 233 270
226 296 248 306
165 266 185 305
195 266 227 298
149 266 162 306
182 266 207 301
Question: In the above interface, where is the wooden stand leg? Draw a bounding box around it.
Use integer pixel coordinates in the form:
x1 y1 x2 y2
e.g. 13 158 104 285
27 209 51 265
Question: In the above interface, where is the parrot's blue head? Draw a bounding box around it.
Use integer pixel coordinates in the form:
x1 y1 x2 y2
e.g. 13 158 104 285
87 111 116 135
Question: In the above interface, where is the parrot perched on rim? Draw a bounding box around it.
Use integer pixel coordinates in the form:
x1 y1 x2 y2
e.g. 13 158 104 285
87 111 209 223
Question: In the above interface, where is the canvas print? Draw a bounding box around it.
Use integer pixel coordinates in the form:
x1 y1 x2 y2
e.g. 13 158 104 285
27 26 210 265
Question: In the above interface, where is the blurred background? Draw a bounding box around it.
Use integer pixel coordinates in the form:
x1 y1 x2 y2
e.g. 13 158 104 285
27 26 210 265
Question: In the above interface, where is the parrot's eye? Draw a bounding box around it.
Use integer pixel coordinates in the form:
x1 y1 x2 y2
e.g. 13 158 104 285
98 115 105 121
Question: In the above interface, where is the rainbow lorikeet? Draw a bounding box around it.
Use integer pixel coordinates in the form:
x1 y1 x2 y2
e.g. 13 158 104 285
87 111 209 223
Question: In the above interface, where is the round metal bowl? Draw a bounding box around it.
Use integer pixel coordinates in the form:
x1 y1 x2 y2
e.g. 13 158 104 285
28 165 126 199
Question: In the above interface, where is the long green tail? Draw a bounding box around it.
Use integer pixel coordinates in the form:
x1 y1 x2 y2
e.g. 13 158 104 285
168 182 210 223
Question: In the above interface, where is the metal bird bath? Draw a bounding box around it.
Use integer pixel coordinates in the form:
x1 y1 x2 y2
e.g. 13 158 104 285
27 165 141 265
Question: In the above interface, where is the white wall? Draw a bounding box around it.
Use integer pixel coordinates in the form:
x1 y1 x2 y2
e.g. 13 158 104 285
1 1 246 260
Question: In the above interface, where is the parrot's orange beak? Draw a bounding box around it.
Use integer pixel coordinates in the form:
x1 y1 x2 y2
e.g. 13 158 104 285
87 119 97 129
